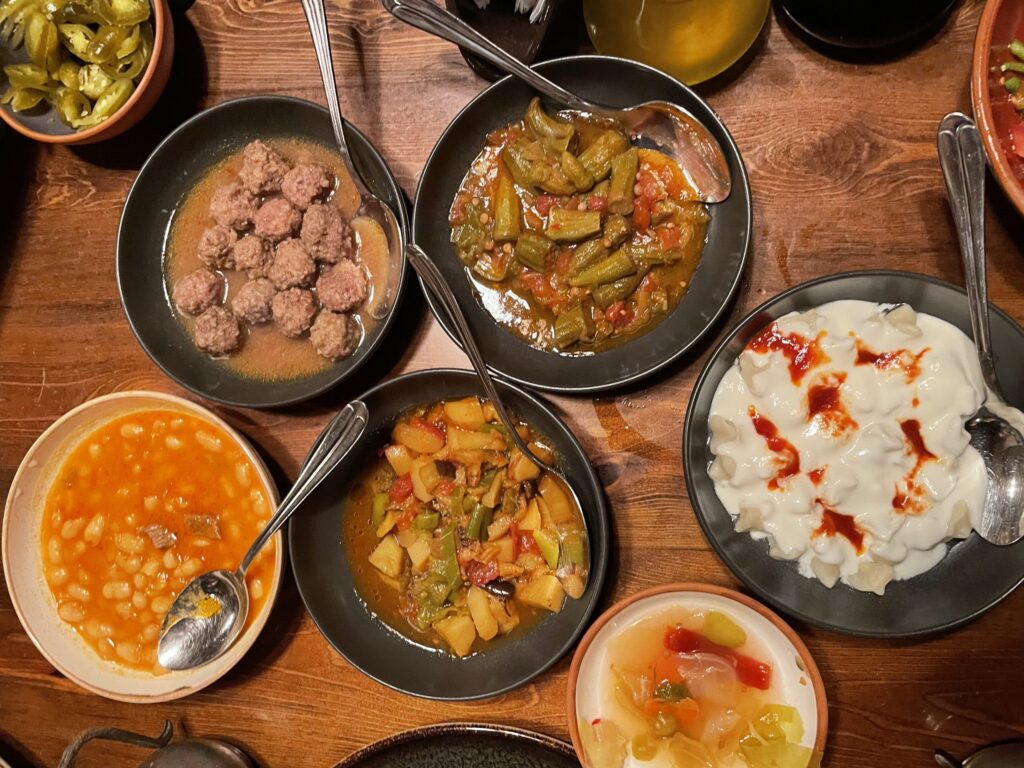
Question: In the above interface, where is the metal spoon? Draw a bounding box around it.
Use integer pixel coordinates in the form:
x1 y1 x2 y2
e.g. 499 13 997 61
938 112 1024 546
936 742 1024 767
157 402 369 670
381 0 731 203
405 243 590 597
300 0 404 316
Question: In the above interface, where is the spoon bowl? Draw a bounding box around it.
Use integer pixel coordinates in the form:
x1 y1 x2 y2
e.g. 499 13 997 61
158 402 369 670
382 0 731 203
938 111 1024 545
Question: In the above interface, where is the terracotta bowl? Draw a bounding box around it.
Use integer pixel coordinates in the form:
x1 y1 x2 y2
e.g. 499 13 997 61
567 583 829 766
973 0 1024 216
0 0 174 145
2 391 283 703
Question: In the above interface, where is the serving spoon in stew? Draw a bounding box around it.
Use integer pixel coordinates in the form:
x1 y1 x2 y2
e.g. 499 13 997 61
381 0 731 204
300 0 403 309
157 403 369 671
405 243 591 601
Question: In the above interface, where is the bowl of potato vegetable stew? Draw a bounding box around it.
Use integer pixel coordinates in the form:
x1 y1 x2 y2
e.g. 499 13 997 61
289 369 609 700
2 391 282 702
415 56 750 393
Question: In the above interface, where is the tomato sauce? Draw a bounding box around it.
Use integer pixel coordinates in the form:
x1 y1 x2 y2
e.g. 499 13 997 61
747 322 829 384
748 407 800 490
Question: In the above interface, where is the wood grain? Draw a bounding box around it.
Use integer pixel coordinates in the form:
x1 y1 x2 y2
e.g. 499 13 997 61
2 1 1024 766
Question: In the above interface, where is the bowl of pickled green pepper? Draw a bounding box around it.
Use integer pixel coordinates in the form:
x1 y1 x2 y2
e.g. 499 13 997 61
0 0 173 143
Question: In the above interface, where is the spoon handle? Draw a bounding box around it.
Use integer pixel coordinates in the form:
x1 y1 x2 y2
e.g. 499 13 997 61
404 244 549 470
300 0 361 181
239 401 369 574
937 112 999 394
381 0 590 111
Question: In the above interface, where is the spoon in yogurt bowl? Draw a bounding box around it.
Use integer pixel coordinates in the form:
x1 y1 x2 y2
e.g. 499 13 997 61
381 0 731 203
938 111 1024 546
157 403 369 670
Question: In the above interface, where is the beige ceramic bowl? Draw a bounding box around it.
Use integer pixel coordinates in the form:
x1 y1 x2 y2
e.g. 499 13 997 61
567 583 828 766
2 391 283 703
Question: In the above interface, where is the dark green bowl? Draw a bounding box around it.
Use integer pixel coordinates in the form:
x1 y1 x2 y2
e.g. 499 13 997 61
117 96 408 408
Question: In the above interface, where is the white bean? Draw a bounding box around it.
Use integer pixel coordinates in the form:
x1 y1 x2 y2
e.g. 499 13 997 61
150 595 172 614
141 558 160 577
162 550 179 570
115 552 143 574
235 461 252 488
58 602 85 623
67 583 91 602
143 495 158 511
114 532 144 554
88 443 101 460
47 538 62 565
61 518 85 539
115 602 132 619
131 590 148 610
141 623 160 642
102 581 131 600
195 430 222 453
165 435 183 450
119 423 144 438
251 578 264 601
85 619 113 639
133 573 146 589
47 566 69 586
83 514 106 545
115 641 140 663
177 558 202 578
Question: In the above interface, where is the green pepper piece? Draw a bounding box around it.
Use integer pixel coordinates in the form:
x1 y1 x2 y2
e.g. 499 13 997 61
3 63 50 90
465 504 488 540
501 488 518 517
654 681 691 702
72 76 131 127
371 492 389 527
94 0 150 25
1007 76 1022 93
52 85 90 126
1011 39 1024 61
114 21 141 59
24 12 61 72
56 60 81 89
58 23 96 59
2 85 46 111
450 485 466 517
1002 61 1024 74
77 63 112 100
437 525 457 559
85 24 128 64
561 531 586 567
532 529 560 569
414 511 440 531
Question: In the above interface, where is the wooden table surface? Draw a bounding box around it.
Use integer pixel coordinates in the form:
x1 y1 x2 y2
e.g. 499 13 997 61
3 1 1024 766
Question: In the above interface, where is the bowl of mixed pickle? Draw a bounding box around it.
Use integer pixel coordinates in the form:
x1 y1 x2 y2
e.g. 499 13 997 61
0 0 173 143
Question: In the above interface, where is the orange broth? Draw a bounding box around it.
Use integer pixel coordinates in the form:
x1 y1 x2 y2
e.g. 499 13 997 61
40 409 276 673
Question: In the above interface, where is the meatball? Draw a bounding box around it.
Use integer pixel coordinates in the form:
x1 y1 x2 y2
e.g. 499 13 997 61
268 238 317 289
171 268 224 316
238 140 291 195
271 288 318 338
233 235 272 278
197 224 238 269
254 198 302 243
310 311 358 361
231 278 276 325
209 181 256 230
282 163 333 210
194 306 242 355
316 260 367 313
300 203 355 263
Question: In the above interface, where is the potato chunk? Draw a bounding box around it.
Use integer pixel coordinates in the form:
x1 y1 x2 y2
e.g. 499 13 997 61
436 614 477 657
516 574 565 613
368 535 405 579
443 397 485 430
467 586 498 641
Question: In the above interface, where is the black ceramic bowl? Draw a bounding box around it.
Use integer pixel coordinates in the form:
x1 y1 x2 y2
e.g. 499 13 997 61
684 270 1024 637
289 369 609 699
413 55 751 394
334 723 577 768
117 96 409 408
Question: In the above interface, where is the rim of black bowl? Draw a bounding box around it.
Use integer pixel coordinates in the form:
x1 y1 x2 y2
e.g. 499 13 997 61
412 54 752 395
288 367 610 700
683 269 1024 637
116 95 409 408
333 722 576 767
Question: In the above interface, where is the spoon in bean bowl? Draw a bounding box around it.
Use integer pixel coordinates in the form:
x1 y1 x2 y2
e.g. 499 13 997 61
404 243 591 601
157 402 369 671
382 0 732 204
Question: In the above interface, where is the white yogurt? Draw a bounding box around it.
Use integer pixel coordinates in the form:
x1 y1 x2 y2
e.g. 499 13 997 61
708 300 987 594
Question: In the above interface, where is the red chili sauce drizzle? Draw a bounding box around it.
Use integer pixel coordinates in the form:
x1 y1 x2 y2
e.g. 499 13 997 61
854 339 929 382
747 322 829 384
808 467 827 485
813 500 866 554
807 372 858 436
892 419 937 514
748 406 800 490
